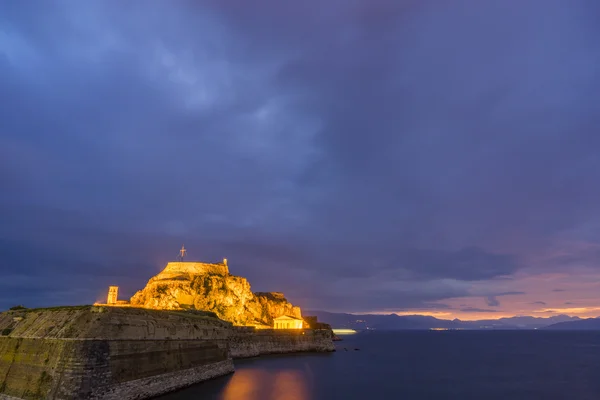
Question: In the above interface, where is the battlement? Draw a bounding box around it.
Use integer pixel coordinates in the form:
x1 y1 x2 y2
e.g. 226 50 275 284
154 261 229 281
255 292 286 301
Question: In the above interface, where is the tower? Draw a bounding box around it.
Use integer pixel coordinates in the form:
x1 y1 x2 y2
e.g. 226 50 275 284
223 258 228 266
107 286 118 305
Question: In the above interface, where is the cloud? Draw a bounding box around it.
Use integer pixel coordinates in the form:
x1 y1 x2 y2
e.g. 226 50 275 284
531 301 547 306
497 291 526 296
460 307 499 313
552 289 567 292
485 296 500 307
1 0 600 314
481 292 525 308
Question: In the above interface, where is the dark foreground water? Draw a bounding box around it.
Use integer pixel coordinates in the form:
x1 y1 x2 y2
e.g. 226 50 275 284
157 331 600 400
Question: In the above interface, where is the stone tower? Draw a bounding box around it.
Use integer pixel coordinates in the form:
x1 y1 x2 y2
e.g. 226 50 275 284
107 286 119 305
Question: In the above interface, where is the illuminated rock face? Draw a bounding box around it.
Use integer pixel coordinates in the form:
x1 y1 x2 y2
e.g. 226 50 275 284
130 262 302 326
154 262 229 280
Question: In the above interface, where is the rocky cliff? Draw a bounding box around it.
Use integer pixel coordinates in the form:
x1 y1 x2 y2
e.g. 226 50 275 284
130 262 302 327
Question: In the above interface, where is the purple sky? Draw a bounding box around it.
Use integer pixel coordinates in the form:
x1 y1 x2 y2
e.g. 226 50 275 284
2 0 600 319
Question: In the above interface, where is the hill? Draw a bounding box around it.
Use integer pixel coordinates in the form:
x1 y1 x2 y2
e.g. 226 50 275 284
307 310 580 330
543 317 600 330
130 261 302 326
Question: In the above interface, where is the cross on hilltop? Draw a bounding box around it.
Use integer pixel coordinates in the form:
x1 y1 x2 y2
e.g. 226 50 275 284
177 244 187 261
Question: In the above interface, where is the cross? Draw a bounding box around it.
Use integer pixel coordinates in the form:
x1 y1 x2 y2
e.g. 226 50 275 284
179 245 187 260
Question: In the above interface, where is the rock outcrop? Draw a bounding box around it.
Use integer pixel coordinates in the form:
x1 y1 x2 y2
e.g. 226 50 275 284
130 262 302 327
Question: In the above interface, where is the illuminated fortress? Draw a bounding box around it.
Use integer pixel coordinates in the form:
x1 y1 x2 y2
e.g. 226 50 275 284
98 248 304 329
150 259 229 281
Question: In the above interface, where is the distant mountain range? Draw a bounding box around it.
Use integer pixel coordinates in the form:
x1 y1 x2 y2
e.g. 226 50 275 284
542 317 600 330
306 310 584 330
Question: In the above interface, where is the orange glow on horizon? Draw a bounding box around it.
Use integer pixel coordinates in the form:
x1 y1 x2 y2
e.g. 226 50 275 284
353 307 600 321
536 306 600 316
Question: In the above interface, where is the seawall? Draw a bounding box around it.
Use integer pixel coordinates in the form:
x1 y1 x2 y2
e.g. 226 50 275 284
230 327 335 358
0 307 234 400
0 337 233 400
0 306 334 399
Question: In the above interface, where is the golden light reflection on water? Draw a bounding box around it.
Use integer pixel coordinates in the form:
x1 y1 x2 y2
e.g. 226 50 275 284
221 369 267 400
271 370 309 400
221 368 310 400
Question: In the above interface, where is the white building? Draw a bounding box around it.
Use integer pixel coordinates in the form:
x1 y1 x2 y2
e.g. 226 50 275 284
273 315 304 329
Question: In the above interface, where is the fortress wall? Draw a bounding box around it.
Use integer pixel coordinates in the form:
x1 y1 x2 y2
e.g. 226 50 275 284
254 292 286 300
0 307 235 400
0 338 233 400
154 262 229 281
1 307 232 340
0 307 334 399
0 337 71 399
229 328 335 359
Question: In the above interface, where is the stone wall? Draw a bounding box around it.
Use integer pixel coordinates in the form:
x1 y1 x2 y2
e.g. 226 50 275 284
0 337 234 400
229 327 335 358
0 306 231 340
0 307 334 399
152 262 229 281
0 337 72 399
91 360 233 400
0 307 234 400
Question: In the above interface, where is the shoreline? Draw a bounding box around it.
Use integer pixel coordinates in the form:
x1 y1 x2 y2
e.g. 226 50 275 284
0 306 334 400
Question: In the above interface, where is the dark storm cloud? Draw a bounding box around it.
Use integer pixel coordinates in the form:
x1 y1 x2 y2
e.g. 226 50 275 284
1 0 600 312
385 247 519 281
207 0 600 248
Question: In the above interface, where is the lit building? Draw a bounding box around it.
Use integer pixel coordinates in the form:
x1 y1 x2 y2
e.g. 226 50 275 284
273 315 304 329
107 286 119 305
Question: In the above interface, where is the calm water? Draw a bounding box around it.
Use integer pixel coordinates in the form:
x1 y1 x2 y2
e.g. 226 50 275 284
157 331 600 400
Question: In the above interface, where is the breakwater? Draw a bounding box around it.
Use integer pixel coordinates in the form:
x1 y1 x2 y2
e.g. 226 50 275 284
0 306 334 399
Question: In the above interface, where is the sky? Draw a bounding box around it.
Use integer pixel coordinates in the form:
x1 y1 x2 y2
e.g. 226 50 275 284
1 0 600 320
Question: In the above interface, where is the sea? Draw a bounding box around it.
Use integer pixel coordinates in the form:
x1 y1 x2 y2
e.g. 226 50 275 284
156 330 600 400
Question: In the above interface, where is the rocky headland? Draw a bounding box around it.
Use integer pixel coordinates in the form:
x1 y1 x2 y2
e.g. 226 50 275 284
0 260 335 399
129 261 302 327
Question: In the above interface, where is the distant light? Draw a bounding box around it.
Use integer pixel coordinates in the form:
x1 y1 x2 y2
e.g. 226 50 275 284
332 329 357 335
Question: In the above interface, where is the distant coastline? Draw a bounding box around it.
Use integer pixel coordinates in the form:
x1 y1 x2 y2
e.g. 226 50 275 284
308 310 592 330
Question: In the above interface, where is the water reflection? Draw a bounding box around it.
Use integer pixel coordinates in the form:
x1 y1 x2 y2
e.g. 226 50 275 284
271 370 310 400
221 368 309 400
220 369 266 400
